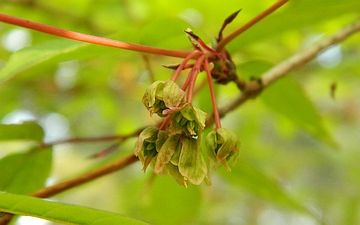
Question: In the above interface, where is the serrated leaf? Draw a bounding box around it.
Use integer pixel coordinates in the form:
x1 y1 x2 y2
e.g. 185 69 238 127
0 122 44 142
0 192 149 225
0 147 52 194
0 39 87 84
260 76 337 148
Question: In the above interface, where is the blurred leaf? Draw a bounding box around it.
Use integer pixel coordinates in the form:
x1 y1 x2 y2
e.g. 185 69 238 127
0 122 44 142
227 0 360 51
0 39 87 84
123 176 202 225
0 147 52 194
139 17 190 49
219 158 316 218
260 76 337 148
0 192 149 225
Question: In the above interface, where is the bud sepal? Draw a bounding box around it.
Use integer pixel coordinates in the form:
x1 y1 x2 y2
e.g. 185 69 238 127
206 128 240 171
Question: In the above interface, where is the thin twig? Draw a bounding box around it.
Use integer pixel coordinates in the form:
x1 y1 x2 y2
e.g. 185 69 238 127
142 54 155 83
31 19 360 203
1 14 359 225
215 0 288 51
41 127 145 148
261 18 360 88
30 153 138 198
204 58 222 129
0 13 192 58
208 18 360 125
0 154 139 225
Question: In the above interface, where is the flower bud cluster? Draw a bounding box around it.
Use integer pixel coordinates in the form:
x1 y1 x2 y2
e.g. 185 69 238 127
206 128 240 171
136 80 240 186
142 80 186 117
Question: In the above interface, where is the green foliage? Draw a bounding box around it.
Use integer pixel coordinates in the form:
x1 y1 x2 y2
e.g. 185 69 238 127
0 39 86 83
261 76 337 148
0 192 148 225
0 148 52 194
0 122 44 142
0 0 360 224
0 122 51 195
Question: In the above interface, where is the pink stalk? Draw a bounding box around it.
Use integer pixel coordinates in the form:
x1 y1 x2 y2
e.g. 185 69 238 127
215 0 288 51
204 58 221 129
186 55 206 103
159 116 171 130
171 51 203 81
0 13 192 58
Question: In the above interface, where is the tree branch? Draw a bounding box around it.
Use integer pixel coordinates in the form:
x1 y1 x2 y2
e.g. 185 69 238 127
30 153 138 198
209 18 360 125
261 18 360 88
215 0 288 51
0 154 139 225
0 13 192 58
1 15 359 225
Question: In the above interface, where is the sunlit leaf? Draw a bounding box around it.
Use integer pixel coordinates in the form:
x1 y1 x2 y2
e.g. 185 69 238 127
0 147 52 194
0 122 44 142
0 39 87 84
260 76 337 148
0 192 149 225
227 0 360 51
122 176 201 225
219 158 317 219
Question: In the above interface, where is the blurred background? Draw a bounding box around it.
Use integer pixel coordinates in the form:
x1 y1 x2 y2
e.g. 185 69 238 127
0 0 360 224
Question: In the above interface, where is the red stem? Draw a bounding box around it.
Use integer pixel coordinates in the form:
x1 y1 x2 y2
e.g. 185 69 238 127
186 55 206 103
204 58 221 129
171 51 202 81
159 116 171 130
215 0 288 51
0 13 191 58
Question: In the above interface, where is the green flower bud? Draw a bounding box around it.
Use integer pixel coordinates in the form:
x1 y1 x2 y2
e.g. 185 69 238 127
142 80 186 117
134 126 160 171
170 104 206 138
166 163 188 187
178 137 208 185
154 134 181 174
206 128 240 171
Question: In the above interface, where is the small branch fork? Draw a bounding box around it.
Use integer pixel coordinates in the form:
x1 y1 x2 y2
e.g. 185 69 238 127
211 18 360 125
215 0 288 51
0 0 288 59
1 17 359 212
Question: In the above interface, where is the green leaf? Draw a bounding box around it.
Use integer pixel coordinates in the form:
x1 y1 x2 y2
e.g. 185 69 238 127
219 159 317 219
227 0 360 51
122 175 201 225
139 17 189 49
0 122 44 142
0 192 149 225
206 128 240 171
134 126 159 156
260 76 337 147
0 148 52 194
162 80 186 109
154 134 180 173
0 39 87 84
178 138 207 185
